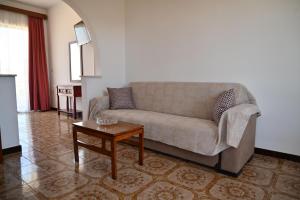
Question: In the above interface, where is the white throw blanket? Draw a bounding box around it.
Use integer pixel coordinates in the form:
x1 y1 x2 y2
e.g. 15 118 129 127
218 104 260 148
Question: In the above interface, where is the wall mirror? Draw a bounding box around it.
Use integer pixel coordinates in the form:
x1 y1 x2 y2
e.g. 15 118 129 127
69 41 83 82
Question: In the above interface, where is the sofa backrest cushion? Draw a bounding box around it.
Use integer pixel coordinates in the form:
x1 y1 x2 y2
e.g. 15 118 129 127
129 82 255 120
107 87 136 109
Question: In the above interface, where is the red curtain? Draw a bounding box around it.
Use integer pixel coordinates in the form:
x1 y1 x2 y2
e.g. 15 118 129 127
28 16 50 111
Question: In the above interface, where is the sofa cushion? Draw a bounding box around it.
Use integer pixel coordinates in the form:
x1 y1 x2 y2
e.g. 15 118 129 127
212 89 235 123
129 82 255 120
107 87 135 109
102 109 220 155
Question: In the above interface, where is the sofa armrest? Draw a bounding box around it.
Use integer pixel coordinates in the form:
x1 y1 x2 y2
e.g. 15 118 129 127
218 104 260 148
88 96 109 120
220 115 257 175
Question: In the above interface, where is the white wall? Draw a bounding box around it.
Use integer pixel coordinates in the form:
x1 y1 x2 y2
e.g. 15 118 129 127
0 76 20 149
64 0 126 120
48 1 95 109
125 0 300 156
82 44 95 76
62 0 300 156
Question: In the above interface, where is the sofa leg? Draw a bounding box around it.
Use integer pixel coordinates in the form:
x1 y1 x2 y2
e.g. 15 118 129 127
216 152 222 169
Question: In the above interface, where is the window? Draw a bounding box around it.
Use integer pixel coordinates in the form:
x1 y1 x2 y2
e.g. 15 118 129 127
0 10 29 112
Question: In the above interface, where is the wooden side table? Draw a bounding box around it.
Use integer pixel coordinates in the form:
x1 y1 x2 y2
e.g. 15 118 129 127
57 85 82 119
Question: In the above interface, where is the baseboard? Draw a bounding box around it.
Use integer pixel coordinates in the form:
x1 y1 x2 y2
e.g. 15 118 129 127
50 107 57 111
255 148 300 162
2 145 22 155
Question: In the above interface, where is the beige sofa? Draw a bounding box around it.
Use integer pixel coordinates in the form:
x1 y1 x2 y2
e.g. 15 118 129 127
89 82 260 175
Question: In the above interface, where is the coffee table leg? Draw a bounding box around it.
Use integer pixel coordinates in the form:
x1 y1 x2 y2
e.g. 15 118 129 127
139 129 144 165
72 126 79 163
111 139 117 179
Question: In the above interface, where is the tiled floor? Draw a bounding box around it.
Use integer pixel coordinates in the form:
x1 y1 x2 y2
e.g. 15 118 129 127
0 111 299 199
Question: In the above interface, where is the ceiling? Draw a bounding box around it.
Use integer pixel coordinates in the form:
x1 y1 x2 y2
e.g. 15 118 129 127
15 0 61 9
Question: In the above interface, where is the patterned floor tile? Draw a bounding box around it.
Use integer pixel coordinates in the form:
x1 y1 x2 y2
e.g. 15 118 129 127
137 181 194 200
195 191 217 200
21 171 49 184
238 165 274 186
78 147 102 160
28 170 88 198
168 166 215 190
248 154 279 169
117 147 146 164
22 150 49 162
0 172 22 193
275 175 300 197
270 193 299 200
63 184 119 200
281 160 300 176
0 184 39 200
57 152 81 166
103 168 153 194
209 178 265 200
79 157 122 178
16 163 40 175
134 156 176 175
0 112 298 199
30 140 53 151
56 148 100 166
36 159 67 175
45 144 73 156
16 163 49 183
0 163 10 176
4 156 32 169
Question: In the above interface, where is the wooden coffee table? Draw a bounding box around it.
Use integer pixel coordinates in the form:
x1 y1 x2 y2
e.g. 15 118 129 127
72 120 144 179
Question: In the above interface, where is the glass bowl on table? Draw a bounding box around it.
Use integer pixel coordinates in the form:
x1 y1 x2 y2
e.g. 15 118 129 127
96 117 118 126
95 110 118 126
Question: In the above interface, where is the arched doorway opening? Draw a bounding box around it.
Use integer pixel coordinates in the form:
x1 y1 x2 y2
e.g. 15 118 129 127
47 0 95 111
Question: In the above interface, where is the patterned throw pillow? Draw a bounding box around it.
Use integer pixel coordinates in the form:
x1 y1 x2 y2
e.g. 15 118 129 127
107 87 135 109
212 89 235 123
